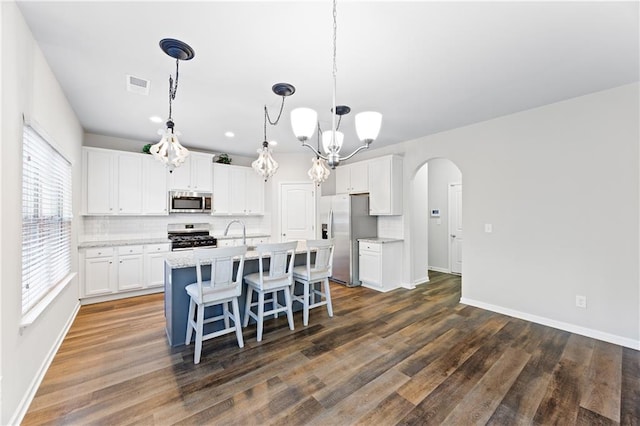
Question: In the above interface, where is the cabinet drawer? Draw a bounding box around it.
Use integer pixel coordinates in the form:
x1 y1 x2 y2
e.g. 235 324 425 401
146 243 170 253
359 242 381 252
117 245 144 256
85 247 114 258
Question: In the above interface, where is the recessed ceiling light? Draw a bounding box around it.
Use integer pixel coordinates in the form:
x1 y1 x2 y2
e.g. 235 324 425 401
225 131 235 138
149 116 163 123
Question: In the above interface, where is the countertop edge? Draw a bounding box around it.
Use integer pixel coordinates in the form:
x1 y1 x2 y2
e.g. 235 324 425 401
357 238 404 244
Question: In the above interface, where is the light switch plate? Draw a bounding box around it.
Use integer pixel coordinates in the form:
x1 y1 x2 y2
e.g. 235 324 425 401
484 224 493 233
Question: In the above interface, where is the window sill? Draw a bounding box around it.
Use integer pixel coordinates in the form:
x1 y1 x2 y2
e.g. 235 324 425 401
20 272 77 329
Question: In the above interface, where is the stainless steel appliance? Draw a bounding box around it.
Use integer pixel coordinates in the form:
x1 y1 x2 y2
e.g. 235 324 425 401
319 194 377 286
168 223 217 251
169 191 212 214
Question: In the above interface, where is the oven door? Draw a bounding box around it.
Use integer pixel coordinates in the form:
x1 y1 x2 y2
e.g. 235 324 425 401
169 191 210 213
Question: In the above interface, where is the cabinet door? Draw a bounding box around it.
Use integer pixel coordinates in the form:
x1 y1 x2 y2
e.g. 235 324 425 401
350 161 369 193
369 156 403 215
244 169 264 215
84 257 115 296
358 250 381 287
117 154 144 214
85 149 114 214
335 166 350 194
191 153 213 192
212 164 231 215
143 157 169 215
230 167 247 214
170 156 192 190
117 254 144 291
146 251 168 288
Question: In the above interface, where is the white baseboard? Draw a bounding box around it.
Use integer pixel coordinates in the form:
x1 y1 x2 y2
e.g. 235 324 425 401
428 266 450 274
80 287 163 305
10 301 81 426
460 297 640 350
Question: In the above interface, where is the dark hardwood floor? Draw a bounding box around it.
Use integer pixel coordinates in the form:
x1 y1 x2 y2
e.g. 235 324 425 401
23 272 639 425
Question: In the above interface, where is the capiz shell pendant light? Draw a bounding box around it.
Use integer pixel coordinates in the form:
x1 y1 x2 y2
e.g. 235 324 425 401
252 83 296 181
149 38 194 172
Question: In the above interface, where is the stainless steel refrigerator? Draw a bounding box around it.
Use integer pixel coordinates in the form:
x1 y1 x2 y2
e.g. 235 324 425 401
319 194 378 286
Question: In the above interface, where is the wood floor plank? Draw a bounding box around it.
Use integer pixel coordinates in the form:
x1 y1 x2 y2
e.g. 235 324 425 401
580 340 622 422
21 272 639 426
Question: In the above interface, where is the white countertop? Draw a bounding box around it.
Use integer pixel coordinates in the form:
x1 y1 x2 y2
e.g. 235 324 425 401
357 237 404 244
165 240 310 269
78 238 171 249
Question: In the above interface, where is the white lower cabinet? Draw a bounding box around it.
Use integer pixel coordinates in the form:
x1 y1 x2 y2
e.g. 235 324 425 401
358 240 403 292
83 247 116 296
146 243 171 288
116 245 144 291
81 242 170 303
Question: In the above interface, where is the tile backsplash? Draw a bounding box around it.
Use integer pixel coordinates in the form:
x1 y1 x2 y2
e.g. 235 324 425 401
81 214 271 242
378 215 404 239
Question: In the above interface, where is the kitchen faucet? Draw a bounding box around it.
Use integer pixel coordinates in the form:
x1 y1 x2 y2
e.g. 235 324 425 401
223 220 246 245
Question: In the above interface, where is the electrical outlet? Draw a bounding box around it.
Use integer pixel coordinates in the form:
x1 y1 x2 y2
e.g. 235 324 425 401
575 295 587 308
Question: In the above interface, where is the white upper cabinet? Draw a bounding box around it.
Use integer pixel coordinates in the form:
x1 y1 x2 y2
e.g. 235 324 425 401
169 152 214 192
85 148 115 215
335 161 369 194
83 147 170 216
212 164 264 216
368 155 403 215
142 156 169 215
117 154 143 214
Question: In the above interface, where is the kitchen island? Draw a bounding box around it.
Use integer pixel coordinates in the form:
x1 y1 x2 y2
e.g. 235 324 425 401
164 244 312 347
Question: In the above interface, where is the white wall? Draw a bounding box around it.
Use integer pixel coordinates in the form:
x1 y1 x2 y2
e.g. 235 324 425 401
427 159 462 271
1 2 84 424
411 163 428 283
335 83 639 347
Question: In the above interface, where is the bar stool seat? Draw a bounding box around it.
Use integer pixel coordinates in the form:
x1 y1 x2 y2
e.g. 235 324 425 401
185 245 247 364
243 241 298 342
292 239 334 326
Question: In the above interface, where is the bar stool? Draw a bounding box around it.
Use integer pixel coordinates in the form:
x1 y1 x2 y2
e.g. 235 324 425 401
292 239 334 326
185 245 247 364
243 241 298 342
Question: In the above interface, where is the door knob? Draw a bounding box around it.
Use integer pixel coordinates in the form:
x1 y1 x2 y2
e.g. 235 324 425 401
450 234 456 238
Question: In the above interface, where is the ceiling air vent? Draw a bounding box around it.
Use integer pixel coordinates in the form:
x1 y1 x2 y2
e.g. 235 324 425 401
126 75 150 95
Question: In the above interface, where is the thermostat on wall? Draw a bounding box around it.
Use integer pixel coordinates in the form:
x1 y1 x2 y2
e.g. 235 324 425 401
430 209 440 217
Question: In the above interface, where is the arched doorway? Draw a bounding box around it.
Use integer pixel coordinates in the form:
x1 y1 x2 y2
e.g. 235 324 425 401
410 158 462 285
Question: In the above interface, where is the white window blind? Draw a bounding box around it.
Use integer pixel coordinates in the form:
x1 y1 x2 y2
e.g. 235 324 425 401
22 124 73 315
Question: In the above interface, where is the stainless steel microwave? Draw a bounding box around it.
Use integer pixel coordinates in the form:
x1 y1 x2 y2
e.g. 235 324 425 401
169 191 212 214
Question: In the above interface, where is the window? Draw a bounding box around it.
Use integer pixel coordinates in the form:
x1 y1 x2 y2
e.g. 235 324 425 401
22 125 73 315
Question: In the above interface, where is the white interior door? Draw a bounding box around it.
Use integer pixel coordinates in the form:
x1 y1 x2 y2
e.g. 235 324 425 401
280 183 315 242
449 183 463 274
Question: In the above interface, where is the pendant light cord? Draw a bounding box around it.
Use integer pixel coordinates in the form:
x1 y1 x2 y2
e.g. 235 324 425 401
330 0 338 150
168 58 180 122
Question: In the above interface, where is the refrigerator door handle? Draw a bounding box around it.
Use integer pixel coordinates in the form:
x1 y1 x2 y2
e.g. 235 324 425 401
328 210 333 238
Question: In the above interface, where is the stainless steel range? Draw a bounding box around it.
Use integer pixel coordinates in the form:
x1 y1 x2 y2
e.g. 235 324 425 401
168 223 217 251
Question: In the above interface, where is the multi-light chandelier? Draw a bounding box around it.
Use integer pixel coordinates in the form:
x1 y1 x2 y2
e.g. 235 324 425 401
150 39 194 172
251 83 295 182
291 0 382 185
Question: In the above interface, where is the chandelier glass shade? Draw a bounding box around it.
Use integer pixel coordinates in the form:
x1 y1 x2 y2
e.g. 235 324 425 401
252 141 279 181
291 0 382 172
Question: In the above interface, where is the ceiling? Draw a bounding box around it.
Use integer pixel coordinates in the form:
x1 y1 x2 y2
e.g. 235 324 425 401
16 1 639 158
